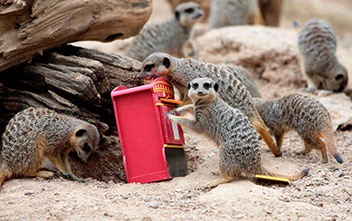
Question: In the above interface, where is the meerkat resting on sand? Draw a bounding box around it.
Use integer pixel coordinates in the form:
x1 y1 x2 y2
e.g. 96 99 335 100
166 78 308 188
253 93 343 164
298 18 348 92
125 1 203 62
208 0 264 28
139 52 282 157
0 108 100 186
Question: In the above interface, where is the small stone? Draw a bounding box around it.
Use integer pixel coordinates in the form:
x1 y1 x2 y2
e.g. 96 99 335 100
108 180 115 185
315 190 323 196
236 214 245 219
334 171 343 178
147 201 159 209
24 192 34 196
175 188 183 192
279 196 291 202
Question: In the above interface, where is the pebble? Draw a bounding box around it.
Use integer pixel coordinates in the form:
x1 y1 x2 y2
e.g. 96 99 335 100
334 171 343 178
279 196 291 202
315 190 323 196
24 192 34 196
147 201 159 209
236 214 245 219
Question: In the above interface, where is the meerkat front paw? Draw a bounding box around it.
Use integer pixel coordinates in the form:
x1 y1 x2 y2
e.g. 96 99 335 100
170 109 179 115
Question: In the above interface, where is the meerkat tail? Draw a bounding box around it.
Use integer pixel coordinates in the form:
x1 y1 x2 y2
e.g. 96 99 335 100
319 133 343 164
0 172 8 186
259 166 309 182
251 118 282 157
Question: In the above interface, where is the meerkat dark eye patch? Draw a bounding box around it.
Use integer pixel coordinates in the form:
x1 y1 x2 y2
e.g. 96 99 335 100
214 83 219 92
162 57 170 68
83 143 91 153
76 129 87 137
203 82 211 89
192 83 199 89
144 64 154 72
185 8 194 13
335 74 344 81
175 11 180 20
187 83 191 90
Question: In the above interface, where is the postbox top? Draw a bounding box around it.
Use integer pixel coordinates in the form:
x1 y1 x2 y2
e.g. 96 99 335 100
152 77 174 99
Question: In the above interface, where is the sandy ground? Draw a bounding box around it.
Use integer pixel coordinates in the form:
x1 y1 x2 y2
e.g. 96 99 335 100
2 0 352 220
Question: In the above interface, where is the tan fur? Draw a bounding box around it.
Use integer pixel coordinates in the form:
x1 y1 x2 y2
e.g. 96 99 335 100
0 108 100 186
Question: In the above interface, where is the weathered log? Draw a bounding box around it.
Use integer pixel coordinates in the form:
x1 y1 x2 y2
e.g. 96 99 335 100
0 0 152 72
0 46 143 182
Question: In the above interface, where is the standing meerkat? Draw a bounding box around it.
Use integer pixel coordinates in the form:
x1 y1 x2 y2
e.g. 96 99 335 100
0 108 100 186
298 18 348 92
166 78 308 188
208 0 264 29
253 93 343 164
125 1 203 62
138 52 281 157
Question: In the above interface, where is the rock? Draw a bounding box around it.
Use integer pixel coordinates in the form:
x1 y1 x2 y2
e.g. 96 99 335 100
279 195 291 202
146 201 159 209
188 26 305 98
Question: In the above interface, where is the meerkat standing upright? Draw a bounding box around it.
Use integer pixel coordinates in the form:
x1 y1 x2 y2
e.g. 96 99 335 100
167 78 308 188
139 52 282 157
253 93 343 164
125 1 203 62
0 108 100 186
208 0 264 28
298 19 348 92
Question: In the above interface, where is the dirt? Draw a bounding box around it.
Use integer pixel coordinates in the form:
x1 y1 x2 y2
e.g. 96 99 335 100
2 0 352 220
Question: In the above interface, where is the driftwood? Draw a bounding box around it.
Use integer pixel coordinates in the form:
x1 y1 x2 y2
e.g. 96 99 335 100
0 45 142 182
0 0 152 72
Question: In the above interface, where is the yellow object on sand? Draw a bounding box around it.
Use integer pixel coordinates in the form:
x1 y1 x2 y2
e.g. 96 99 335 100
255 175 290 184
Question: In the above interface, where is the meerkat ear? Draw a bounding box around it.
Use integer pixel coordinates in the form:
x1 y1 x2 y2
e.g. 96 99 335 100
187 82 191 90
175 11 180 20
75 129 87 137
162 57 171 68
214 83 219 92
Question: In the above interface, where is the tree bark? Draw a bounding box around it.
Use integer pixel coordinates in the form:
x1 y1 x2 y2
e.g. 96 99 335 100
0 0 152 72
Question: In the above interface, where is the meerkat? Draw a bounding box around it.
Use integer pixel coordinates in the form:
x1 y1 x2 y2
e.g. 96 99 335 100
139 52 282 157
221 64 261 98
125 1 203 62
298 18 348 92
253 93 343 164
208 0 264 29
166 78 308 188
0 107 100 186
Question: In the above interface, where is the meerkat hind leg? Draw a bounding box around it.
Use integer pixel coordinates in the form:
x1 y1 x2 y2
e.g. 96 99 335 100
297 143 312 155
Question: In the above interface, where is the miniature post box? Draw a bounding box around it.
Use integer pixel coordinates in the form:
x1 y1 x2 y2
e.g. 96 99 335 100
111 78 188 184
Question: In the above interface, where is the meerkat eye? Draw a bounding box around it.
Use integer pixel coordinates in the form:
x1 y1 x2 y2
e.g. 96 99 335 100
185 8 194 13
162 57 171 68
144 64 154 72
76 129 87 137
214 83 219 92
192 83 199 89
83 143 91 153
175 11 180 20
335 74 344 81
203 82 211 89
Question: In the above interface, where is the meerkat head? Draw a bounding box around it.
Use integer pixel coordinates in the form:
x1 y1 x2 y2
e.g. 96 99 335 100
327 62 348 92
174 1 203 27
70 124 100 162
187 78 219 102
139 52 174 81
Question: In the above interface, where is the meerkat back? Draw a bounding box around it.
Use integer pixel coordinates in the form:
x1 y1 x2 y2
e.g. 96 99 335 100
298 19 348 92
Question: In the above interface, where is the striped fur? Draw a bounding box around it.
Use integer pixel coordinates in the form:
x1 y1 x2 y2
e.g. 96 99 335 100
298 19 348 92
125 1 203 62
0 108 100 186
208 0 263 28
139 52 282 157
167 78 308 188
253 93 343 164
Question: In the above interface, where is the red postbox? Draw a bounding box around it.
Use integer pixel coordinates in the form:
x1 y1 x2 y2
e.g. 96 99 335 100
111 78 188 184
